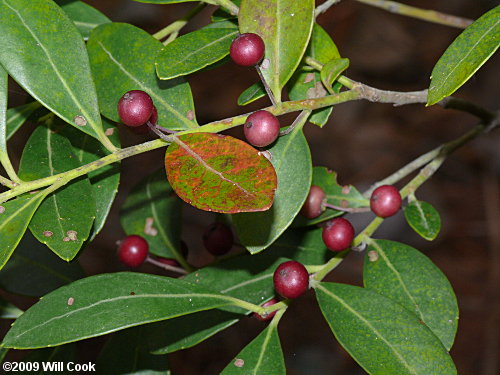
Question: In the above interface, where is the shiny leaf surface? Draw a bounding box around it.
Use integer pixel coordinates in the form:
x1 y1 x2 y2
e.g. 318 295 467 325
165 133 277 213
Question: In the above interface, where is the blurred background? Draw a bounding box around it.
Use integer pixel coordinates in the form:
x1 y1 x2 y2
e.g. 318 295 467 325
1 0 499 374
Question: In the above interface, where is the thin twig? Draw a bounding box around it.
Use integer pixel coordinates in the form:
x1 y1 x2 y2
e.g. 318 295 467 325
280 110 311 135
0 175 16 189
153 3 206 41
146 255 188 275
354 0 473 29
256 65 278 107
315 0 342 18
324 202 371 213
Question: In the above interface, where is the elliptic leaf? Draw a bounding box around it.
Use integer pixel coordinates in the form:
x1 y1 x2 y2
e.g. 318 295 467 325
0 231 84 297
58 119 121 241
220 325 285 375
316 282 457 375
18 125 96 261
233 128 312 253
0 297 23 319
0 0 113 148
239 0 314 102
404 200 441 241
6 102 42 141
87 22 197 131
97 326 170 375
0 65 11 174
57 0 111 40
156 25 238 80
294 167 368 226
427 6 500 105
2 272 233 349
363 240 458 351
288 24 340 127
120 169 183 260
21 343 75 365
237 82 266 106
0 192 47 270
165 133 277 213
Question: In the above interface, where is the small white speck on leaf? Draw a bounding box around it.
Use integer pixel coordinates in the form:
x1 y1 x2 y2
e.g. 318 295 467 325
74 115 87 127
0 206 5 214
67 230 78 241
105 128 114 136
43 231 53 237
187 110 195 121
67 297 74 306
304 73 315 83
144 217 158 236
63 237 71 242
261 59 270 70
368 250 379 262
234 359 244 368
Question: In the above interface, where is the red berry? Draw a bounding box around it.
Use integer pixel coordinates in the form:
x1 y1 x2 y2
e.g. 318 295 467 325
300 185 326 219
322 218 355 252
117 90 154 127
155 240 188 267
203 222 233 256
370 185 402 218
273 261 309 299
149 105 158 125
244 110 280 147
230 33 265 67
118 235 149 267
254 298 279 321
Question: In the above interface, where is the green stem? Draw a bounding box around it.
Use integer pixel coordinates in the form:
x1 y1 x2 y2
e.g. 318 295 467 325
0 153 20 183
222 295 263 314
214 0 239 16
0 174 16 189
354 0 473 29
153 3 206 41
269 306 287 328
310 251 349 283
0 139 168 204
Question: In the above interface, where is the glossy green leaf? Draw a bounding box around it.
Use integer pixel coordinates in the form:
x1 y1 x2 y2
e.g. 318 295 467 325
212 0 241 22
239 0 314 102
0 297 23 319
165 133 277 213
148 229 329 354
288 24 340 127
0 0 113 149
295 167 368 226
87 22 197 131
363 240 458 351
2 272 233 349
221 324 285 375
320 58 350 92
120 169 183 259
97 326 170 375
237 82 266 106
133 0 209 3
156 24 238 80
316 282 457 375
18 125 96 261
0 231 84 297
404 200 441 241
58 119 121 241
0 191 47 270
234 128 312 253
0 65 8 168
6 102 42 141
427 6 500 105
58 0 111 40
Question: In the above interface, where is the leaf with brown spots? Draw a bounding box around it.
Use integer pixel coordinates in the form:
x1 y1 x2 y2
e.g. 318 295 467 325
164 133 277 213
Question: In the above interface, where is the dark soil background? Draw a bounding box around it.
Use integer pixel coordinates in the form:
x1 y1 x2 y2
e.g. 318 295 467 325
1 1 498 374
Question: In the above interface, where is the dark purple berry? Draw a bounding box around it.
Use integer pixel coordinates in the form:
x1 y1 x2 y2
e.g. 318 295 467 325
118 235 149 267
322 218 355 252
203 222 233 256
155 241 189 267
273 261 309 299
149 105 158 125
244 110 280 147
117 90 154 127
370 185 402 218
254 298 279 321
230 33 265 67
301 185 326 219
